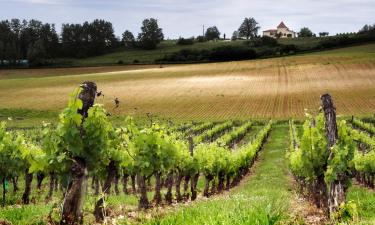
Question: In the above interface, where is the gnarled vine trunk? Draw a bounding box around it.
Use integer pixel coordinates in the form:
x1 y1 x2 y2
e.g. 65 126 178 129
137 173 149 209
210 178 216 194
131 175 136 193
36 172 45 190
114 172 120 195
61 81 96 225
165 171 174 204
203 175 213 197
2 178 6 207
94 160 117 222
183 175 190 199
225 174 231 191
94 177 100 195
47 172 55 200
22 170 33 204
153 172 162 205
12 177 18 193
191 173 199 201
217 172 225 193
123 174 129 194
175 172 184 202
91 176 96 191
61 158 88 224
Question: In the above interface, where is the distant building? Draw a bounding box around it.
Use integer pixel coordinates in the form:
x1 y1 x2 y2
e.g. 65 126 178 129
263 22 297 38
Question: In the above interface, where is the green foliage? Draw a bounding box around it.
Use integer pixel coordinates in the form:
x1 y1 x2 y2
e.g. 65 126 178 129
131 123 177 177
238 17 260 39
298 27 315 37
288 113 357 185
122 30 135 47
352 118 375 135
205 26 220 41
325 120 356 186
289 113 328 181
217 121 253 147
176 37 194 45
190 122 214 134
137 18 164 50
0 122 27 179
194 121 233 143
61 19 117 58
195 143 230 177
332 201 358 222
145 125 290 225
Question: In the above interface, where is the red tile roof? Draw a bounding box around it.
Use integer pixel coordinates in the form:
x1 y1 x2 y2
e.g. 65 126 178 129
277 21 288 29
264 29 277 32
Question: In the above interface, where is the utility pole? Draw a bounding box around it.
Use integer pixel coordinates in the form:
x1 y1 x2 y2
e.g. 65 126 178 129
203 25 205 37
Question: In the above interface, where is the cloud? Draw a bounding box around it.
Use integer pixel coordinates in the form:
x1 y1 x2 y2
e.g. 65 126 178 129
0 0 374 38
4 0 65 5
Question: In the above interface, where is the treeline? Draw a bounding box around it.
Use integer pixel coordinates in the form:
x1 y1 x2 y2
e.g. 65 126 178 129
0 18 163 67
0 19 59 66
158 25 375 63
157 36 296 63
1 17 375 67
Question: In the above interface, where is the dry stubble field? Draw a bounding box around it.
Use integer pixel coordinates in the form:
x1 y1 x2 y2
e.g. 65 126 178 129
0 44 375 120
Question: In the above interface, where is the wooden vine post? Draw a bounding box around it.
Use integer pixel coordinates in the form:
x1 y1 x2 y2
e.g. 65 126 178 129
321 93 346 215
61 81 97 224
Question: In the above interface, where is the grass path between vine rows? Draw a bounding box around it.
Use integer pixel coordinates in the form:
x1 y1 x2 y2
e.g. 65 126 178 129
142 125 294 225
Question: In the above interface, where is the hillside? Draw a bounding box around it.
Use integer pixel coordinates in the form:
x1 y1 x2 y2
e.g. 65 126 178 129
54 37 323 66
0 43 374 125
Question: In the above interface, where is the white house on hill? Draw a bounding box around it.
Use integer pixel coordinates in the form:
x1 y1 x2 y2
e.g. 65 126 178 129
263 22 297 38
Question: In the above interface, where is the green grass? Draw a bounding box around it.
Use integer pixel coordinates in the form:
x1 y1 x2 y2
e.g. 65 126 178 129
0 108 58 129
55 40 248 66
347 185 375 224
142 125 294 225
55 38 324 67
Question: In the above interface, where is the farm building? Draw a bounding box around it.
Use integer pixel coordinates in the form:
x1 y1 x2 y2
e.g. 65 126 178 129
263 22 297 38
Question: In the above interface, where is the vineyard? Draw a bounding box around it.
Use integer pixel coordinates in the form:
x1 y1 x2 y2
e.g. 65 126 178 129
0 43 375 224
0 81 374 225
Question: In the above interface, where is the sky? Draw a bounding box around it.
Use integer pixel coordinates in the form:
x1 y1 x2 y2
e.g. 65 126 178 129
0 0 374 39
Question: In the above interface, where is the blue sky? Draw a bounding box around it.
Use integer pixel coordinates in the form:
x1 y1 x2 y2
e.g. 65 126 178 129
1 0 374 39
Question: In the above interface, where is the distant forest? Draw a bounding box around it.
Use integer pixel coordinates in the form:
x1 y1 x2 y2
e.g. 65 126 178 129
1 18 375 67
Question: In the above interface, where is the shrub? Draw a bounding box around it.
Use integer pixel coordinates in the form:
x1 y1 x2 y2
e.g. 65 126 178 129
244 36 278 47
196 36 206 42
317 33 375 49
208 46 257 61
280 44 298 55
176 37 194 45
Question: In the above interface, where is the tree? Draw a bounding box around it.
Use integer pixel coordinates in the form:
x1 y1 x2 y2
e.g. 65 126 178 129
238 17 260 39
205 26 220 41
319 32 329 37
137 18 164 50
231 31 239 41
89 19 116 55
122 30 135 47
298 27 314 37
61 19 116 57
27 39 48 66
358 24 375 35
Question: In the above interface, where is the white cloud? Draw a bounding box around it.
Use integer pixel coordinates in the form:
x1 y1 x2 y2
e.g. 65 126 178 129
0 0 374 38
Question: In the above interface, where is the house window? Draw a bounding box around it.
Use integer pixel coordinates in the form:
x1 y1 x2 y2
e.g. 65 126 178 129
284 33 286 36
